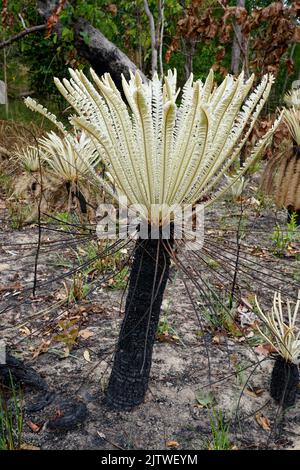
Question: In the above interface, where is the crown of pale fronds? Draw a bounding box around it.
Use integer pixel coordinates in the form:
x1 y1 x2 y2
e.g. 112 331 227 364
25 68 281 225
39 131 100 183
13 145 42 173
255 291 300 364
284 107 300 145
284 88 300 109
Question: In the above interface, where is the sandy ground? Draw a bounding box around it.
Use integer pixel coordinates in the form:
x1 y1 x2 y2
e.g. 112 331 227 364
1 177 300 450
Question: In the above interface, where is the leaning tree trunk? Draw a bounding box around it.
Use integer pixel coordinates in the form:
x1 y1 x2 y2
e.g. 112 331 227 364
105 233 172 410
270 356 299 407
37 1 147 91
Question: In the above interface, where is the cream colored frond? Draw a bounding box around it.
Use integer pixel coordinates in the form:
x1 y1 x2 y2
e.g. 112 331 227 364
70 116 135 201
255 290 300 364
203 112 283 207
24 97 66 134
39 130 100 184
284 88 300 109
24 68 279 227
284 107 300 145
13 145 43 173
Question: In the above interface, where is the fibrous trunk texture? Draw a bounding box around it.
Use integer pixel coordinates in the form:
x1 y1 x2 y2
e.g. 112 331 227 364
275 146 300 213
106 234 172 410
261 145 300 222
270 356 299 407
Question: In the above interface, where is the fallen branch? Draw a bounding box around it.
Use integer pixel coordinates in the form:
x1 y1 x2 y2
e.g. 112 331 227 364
0 24 47 50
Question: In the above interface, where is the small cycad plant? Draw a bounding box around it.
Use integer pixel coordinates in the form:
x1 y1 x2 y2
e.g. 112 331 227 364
13 145 42 173
255 291 300 407
25 68 281 411
20 101 101 213
39 131 100 185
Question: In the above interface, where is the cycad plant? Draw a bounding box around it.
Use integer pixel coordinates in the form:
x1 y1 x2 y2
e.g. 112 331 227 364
255 291 300 407
24 98 101 214
39 131 100 185
13 145 42 173
25 68 281 410
274 106 300 224
39 130 100 213
261 87 300 224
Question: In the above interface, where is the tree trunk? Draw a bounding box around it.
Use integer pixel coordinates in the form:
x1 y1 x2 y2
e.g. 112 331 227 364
73 18 147 90
230 0 245 75
105 234 172 410
37 1 147 89
65 182 87 214
270 356 299 407
183 38 195 80
143 0 158 76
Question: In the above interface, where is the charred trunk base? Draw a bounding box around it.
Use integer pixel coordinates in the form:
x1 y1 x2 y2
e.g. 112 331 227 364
105 234 172 411
65 182 87 214
270 356 299 407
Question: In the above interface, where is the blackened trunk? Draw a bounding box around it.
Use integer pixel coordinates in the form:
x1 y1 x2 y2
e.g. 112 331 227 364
65 182 87 214
75 188 87 214
270 356 299 407
105 236 172 410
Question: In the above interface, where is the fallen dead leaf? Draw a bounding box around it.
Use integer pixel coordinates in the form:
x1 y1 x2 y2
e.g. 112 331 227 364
83 349 91 362
255 343 277 356
32 340 51 359
156 332 179 344
166 440 180 448
78 329 94 340
255 413 270 430
245 387 264 398
26 420 41 433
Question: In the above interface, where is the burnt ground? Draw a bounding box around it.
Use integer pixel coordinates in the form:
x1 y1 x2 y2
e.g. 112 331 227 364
1 173 300 450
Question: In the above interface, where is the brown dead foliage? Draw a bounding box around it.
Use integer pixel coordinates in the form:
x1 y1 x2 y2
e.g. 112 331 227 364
167 1 300 77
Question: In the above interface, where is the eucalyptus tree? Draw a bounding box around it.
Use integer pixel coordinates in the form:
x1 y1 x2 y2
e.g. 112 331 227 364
26 68 281 410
